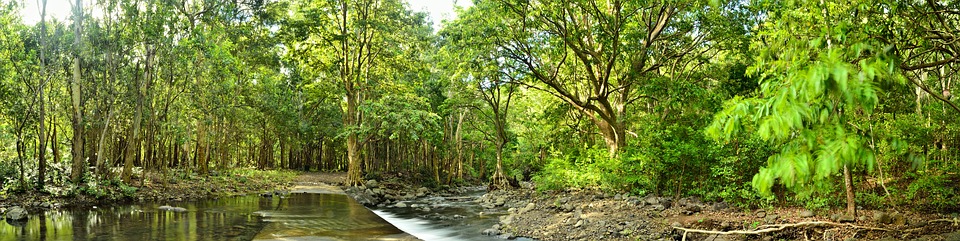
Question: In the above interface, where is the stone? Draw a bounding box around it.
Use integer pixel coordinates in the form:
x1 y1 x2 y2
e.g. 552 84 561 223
365 179 379 188
644 196 661 205
159 205 174 211
498 233 515 239
754 210 766 218
5 206 27 221
481 228 500 236
574 220 584 228
395 202 408 208
671 222 682 228
494 197 507 206
416 187 430 197
684 204 702 214
614 194 622 200
800 210 815 218
651 204 666 211
891 212 906 226
765 214 779 224
873 211 892 224
520 202 535 214
710 202 731 211
171 207 187 212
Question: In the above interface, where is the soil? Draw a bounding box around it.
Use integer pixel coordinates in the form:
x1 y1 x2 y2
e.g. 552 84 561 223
479 183 960 241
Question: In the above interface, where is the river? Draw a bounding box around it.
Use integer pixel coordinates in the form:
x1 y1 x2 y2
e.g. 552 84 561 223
0 188 519 241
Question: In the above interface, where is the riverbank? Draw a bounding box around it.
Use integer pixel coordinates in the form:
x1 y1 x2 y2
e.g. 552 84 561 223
0 169 297 215
479 183 960 241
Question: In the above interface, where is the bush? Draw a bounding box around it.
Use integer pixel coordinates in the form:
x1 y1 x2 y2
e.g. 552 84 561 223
533 147 654 194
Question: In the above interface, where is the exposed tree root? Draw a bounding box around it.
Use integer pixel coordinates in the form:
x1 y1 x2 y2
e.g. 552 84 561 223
673 221 897 241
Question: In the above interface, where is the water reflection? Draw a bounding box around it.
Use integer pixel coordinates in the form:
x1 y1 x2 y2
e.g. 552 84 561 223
0 193 410 241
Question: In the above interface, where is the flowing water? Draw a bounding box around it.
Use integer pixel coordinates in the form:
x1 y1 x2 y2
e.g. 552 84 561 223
0 189 515 241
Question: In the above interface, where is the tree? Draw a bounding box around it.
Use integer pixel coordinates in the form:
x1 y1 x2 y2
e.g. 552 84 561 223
440 3 521 188
69 0 85 183
707 0 905 217
283 0 426 185
492 0 714 155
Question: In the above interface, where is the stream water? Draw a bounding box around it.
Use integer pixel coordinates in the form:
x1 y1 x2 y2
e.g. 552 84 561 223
0 190 515 241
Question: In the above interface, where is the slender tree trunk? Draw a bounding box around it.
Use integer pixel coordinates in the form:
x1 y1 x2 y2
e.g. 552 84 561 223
36 0 49 190
843 164 856 217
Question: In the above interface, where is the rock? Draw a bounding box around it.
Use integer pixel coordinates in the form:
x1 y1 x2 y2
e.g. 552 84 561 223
671 221 682 228
5 206 27 220
498 233 515 239
838 214 856 223
520 202 535 214
416 187 430 197
499 215 514 226
365 179 379 188
644 195 660 205
651 204 666 211
40 202 53 209
158 205 174 211
755 210 766 218
614 194 623 200
574 220 584 228
411 204 422 208
891 212 906 226
494 197 506 206
395 202 408 208
710 202 731 211
765 214 779 224
421 207 431 212
171 207 187 212
800 210 815 218
481 228 500 236
684 204 702 214
873 211 892 224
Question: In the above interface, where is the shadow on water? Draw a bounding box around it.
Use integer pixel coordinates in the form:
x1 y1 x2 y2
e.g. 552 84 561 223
0 193 412 241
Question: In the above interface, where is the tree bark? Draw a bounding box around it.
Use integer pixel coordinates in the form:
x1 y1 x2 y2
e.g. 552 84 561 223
70 0 85 183
843 164 857 217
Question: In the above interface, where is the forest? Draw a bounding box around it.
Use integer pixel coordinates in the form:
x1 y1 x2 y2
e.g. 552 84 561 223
1 0 958 220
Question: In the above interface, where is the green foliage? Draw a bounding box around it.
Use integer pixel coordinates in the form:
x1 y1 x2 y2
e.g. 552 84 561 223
533 147 653 194
706 0 906 199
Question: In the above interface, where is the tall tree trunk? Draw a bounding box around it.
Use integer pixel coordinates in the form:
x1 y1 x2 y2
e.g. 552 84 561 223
36 0 49 190
122 46 152 183
346 91 362 185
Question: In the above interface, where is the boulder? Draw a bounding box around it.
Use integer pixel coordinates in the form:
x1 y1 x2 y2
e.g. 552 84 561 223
365 179 379 189
395 202 408 208
800 210 815 218
5 206 27 221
